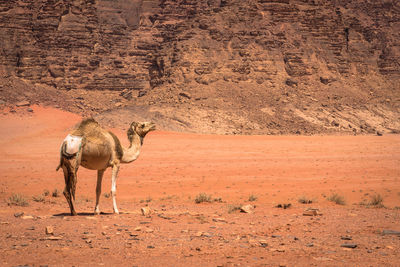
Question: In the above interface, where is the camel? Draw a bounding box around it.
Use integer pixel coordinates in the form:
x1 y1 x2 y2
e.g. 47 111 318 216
56 118 155 216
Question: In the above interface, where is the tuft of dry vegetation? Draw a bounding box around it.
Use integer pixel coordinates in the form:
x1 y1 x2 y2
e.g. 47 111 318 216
52 189 60 198
195 193 212 204
368 194 384 208
327 193 346 205
248 194 258 202
103 192 110 198
7 193 29 206
43 189 50 196
227 204 242 213
298 196 313 204
140 196 152 203
32 194 45 202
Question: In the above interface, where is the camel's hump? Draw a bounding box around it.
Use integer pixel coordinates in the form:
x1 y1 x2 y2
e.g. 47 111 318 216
71 118 101 136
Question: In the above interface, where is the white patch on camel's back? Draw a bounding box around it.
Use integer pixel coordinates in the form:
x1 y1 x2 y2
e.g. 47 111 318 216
56 118 155 216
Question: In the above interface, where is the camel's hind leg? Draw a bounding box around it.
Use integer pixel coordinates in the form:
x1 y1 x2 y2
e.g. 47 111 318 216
61 159 78 216
94 169 105 215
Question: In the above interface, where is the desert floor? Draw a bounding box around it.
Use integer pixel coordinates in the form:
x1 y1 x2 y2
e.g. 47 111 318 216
0 106 399 266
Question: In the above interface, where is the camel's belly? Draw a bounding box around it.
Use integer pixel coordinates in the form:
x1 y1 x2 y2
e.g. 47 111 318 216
80 141 111 170
80 154 110 170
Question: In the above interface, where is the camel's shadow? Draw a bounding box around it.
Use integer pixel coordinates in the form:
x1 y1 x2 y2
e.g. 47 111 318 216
53 212 115 217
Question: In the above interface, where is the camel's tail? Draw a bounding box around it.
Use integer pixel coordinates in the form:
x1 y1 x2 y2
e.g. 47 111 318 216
56 135 83 200
56 135 83 171
56 142 66 171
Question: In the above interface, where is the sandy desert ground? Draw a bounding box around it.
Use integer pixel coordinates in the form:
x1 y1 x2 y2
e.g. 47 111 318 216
0 105 399 266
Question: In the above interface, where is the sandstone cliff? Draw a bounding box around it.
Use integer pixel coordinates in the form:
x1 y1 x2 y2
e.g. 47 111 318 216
1 0 399 134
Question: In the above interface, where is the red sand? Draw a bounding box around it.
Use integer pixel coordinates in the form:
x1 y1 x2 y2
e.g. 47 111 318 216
0 106 399 266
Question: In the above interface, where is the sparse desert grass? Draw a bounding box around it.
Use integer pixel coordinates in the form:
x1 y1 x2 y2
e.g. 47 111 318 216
52 189 60 198
7 193 29 206
159 195 180 201
327 193 346 205
140 196 152 203
368 194 384 208
227 204 242 214
298 196 313 204
195 193 212 204
213 197 223 203
43 189 50 196
248 194 258 202
195 214 208 224
103 192 110 198
32 194 45 202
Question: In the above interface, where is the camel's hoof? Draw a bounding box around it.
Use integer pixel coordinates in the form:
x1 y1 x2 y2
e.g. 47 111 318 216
71 212 77 216
94 211 100 215
113 210 119 215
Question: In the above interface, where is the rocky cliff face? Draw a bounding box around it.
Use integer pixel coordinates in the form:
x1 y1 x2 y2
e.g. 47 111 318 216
1 0 399 134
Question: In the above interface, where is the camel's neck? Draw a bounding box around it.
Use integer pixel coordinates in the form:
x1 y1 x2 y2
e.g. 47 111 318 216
121 133 142 164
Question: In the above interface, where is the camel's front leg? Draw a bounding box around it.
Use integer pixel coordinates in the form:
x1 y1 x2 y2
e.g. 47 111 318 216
94 169 105 215
111 164 120 214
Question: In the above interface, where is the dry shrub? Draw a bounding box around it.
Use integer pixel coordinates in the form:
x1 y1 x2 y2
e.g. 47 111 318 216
195 193 212 204
327 193 345 205
7 193 29 206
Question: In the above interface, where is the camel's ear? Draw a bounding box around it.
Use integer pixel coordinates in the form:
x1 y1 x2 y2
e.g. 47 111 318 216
130 122 138 129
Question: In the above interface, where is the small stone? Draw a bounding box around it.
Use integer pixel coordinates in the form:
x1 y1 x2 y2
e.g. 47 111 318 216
134 227 142 231
21 215 34 220
179 92 191 99
341 243 357 248
306 243 314 247
240 204 254 213
138 90 146 97
277 247 286 252
259 239 268 247
147 245 155 249
145 228 154 233
212 218 226 223
45 226 54 235
120 89 133 100
46 236 62 240
382 230 400 236
341 236 352 240
14 212 24 218
27 107 34 112
202 232 212 237
16 100 30 107
141 207 151 216
303 208 321 216
303 210 317 216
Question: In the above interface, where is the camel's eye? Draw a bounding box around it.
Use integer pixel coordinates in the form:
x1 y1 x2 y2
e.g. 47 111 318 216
141 124 145 128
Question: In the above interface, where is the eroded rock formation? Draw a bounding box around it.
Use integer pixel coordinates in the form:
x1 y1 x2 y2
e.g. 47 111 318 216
1 0 399 134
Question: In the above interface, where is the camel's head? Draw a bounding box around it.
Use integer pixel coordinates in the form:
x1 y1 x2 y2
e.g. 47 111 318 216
128 121 156 140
